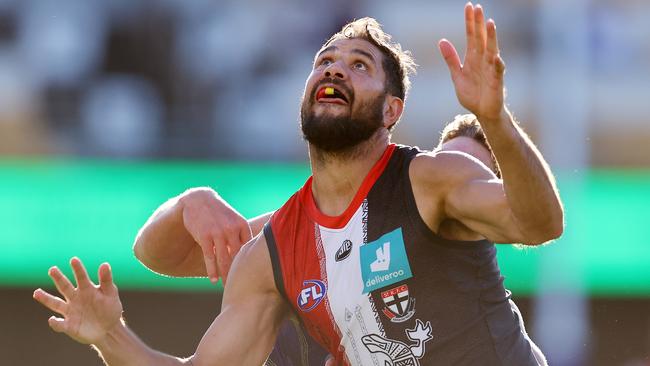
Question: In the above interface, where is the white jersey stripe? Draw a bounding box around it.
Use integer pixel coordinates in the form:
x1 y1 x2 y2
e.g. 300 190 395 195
314 223 344 356
319 201 386 365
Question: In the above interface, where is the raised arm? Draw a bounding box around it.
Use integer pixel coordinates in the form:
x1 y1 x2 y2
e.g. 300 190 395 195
134 187 263 283
34 234 288 365
416 3 563 245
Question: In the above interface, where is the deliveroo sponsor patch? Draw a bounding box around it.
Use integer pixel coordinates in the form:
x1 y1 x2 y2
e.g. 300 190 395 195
360 227 412 293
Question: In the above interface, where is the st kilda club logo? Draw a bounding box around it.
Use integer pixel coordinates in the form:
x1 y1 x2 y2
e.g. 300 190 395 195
381 284 416 323
335 239 353 262
297 279 327 312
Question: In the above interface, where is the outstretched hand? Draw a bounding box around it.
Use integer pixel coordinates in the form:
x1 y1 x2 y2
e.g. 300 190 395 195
439 2 506 122
33 258 123 345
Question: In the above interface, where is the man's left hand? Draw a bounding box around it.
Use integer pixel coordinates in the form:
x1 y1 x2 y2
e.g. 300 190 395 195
439 2 506 123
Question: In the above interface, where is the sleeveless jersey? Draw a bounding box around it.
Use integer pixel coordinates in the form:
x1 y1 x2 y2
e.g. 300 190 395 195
264 144 542 366
266 318 330 366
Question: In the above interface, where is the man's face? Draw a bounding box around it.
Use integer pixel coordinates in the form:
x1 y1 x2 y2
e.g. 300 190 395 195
300 38 389 152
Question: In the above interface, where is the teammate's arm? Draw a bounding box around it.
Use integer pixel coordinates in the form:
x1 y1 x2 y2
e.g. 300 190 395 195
134 187 269 283
34 234 288 365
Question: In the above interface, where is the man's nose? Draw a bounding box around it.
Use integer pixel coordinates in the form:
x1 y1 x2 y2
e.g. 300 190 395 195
324 61 346 80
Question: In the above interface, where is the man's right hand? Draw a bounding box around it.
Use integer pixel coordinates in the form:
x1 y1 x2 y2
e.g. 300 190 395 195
179 188 253 284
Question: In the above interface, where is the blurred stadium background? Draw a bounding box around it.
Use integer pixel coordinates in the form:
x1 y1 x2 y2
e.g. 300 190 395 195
0 0 649 365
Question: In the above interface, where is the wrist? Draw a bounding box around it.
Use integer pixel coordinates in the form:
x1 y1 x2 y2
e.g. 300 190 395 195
92 317 161 366
179 187 219 210
476 108 521 153
94 317 128 351
477 107 511 127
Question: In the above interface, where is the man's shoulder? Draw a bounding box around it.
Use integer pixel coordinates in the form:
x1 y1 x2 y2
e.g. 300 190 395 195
228 231 278 294
237 231 269 267
269 180 310 229
410 150 482 186
407 150 498 232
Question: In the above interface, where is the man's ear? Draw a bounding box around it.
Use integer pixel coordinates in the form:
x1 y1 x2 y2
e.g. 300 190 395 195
383 95 404 129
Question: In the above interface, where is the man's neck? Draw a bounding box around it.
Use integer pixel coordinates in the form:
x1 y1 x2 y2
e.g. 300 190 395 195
309 129 390 217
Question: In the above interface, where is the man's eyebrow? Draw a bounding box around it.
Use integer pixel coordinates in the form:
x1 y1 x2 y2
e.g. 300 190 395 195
351 48 377 65
315 45 377 66
316 45 337 60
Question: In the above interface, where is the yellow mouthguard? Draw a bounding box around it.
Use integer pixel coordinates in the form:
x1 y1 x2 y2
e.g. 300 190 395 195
325 87 335 95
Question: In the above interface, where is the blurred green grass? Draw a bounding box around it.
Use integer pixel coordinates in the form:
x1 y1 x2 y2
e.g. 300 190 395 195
1 159 648 296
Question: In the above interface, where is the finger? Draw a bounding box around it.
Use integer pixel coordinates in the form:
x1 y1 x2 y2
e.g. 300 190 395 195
494 55 506 79
474 4 487 52
486 19 499 58
98 263 115 294
48 266 75 299
33 288 67 315
199 238 219 283
70 257 94 288
224 222 249 261
236 222 253 255
464 2 475 54
214 236 233 285
438 39 462 81
48 316 69 333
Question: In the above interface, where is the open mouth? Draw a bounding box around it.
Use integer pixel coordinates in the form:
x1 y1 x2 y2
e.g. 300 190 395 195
316 86 349 105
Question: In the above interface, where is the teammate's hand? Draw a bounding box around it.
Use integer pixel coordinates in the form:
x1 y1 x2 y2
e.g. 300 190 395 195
33 258 123 345
179 187 253 284
438 2 506 123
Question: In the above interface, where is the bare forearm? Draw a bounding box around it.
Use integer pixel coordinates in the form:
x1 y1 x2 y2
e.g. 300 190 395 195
480 109 564 243
133 194 204 276
94 319 192 366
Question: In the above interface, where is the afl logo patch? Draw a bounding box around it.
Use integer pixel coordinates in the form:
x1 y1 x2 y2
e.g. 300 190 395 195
297 280 327 312
335 240 353 262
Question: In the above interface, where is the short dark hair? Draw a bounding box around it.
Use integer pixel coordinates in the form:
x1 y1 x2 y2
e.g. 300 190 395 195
322 17 417 102
439 114 501 178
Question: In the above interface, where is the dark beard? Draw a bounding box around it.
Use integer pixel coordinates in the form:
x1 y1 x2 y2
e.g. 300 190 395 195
300 90 385 153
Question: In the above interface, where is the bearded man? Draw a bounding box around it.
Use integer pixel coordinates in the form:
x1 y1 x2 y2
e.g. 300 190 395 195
34 4 561 365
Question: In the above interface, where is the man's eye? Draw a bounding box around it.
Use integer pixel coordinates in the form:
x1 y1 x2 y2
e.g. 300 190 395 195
321 59 332 66
353 62 367 71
